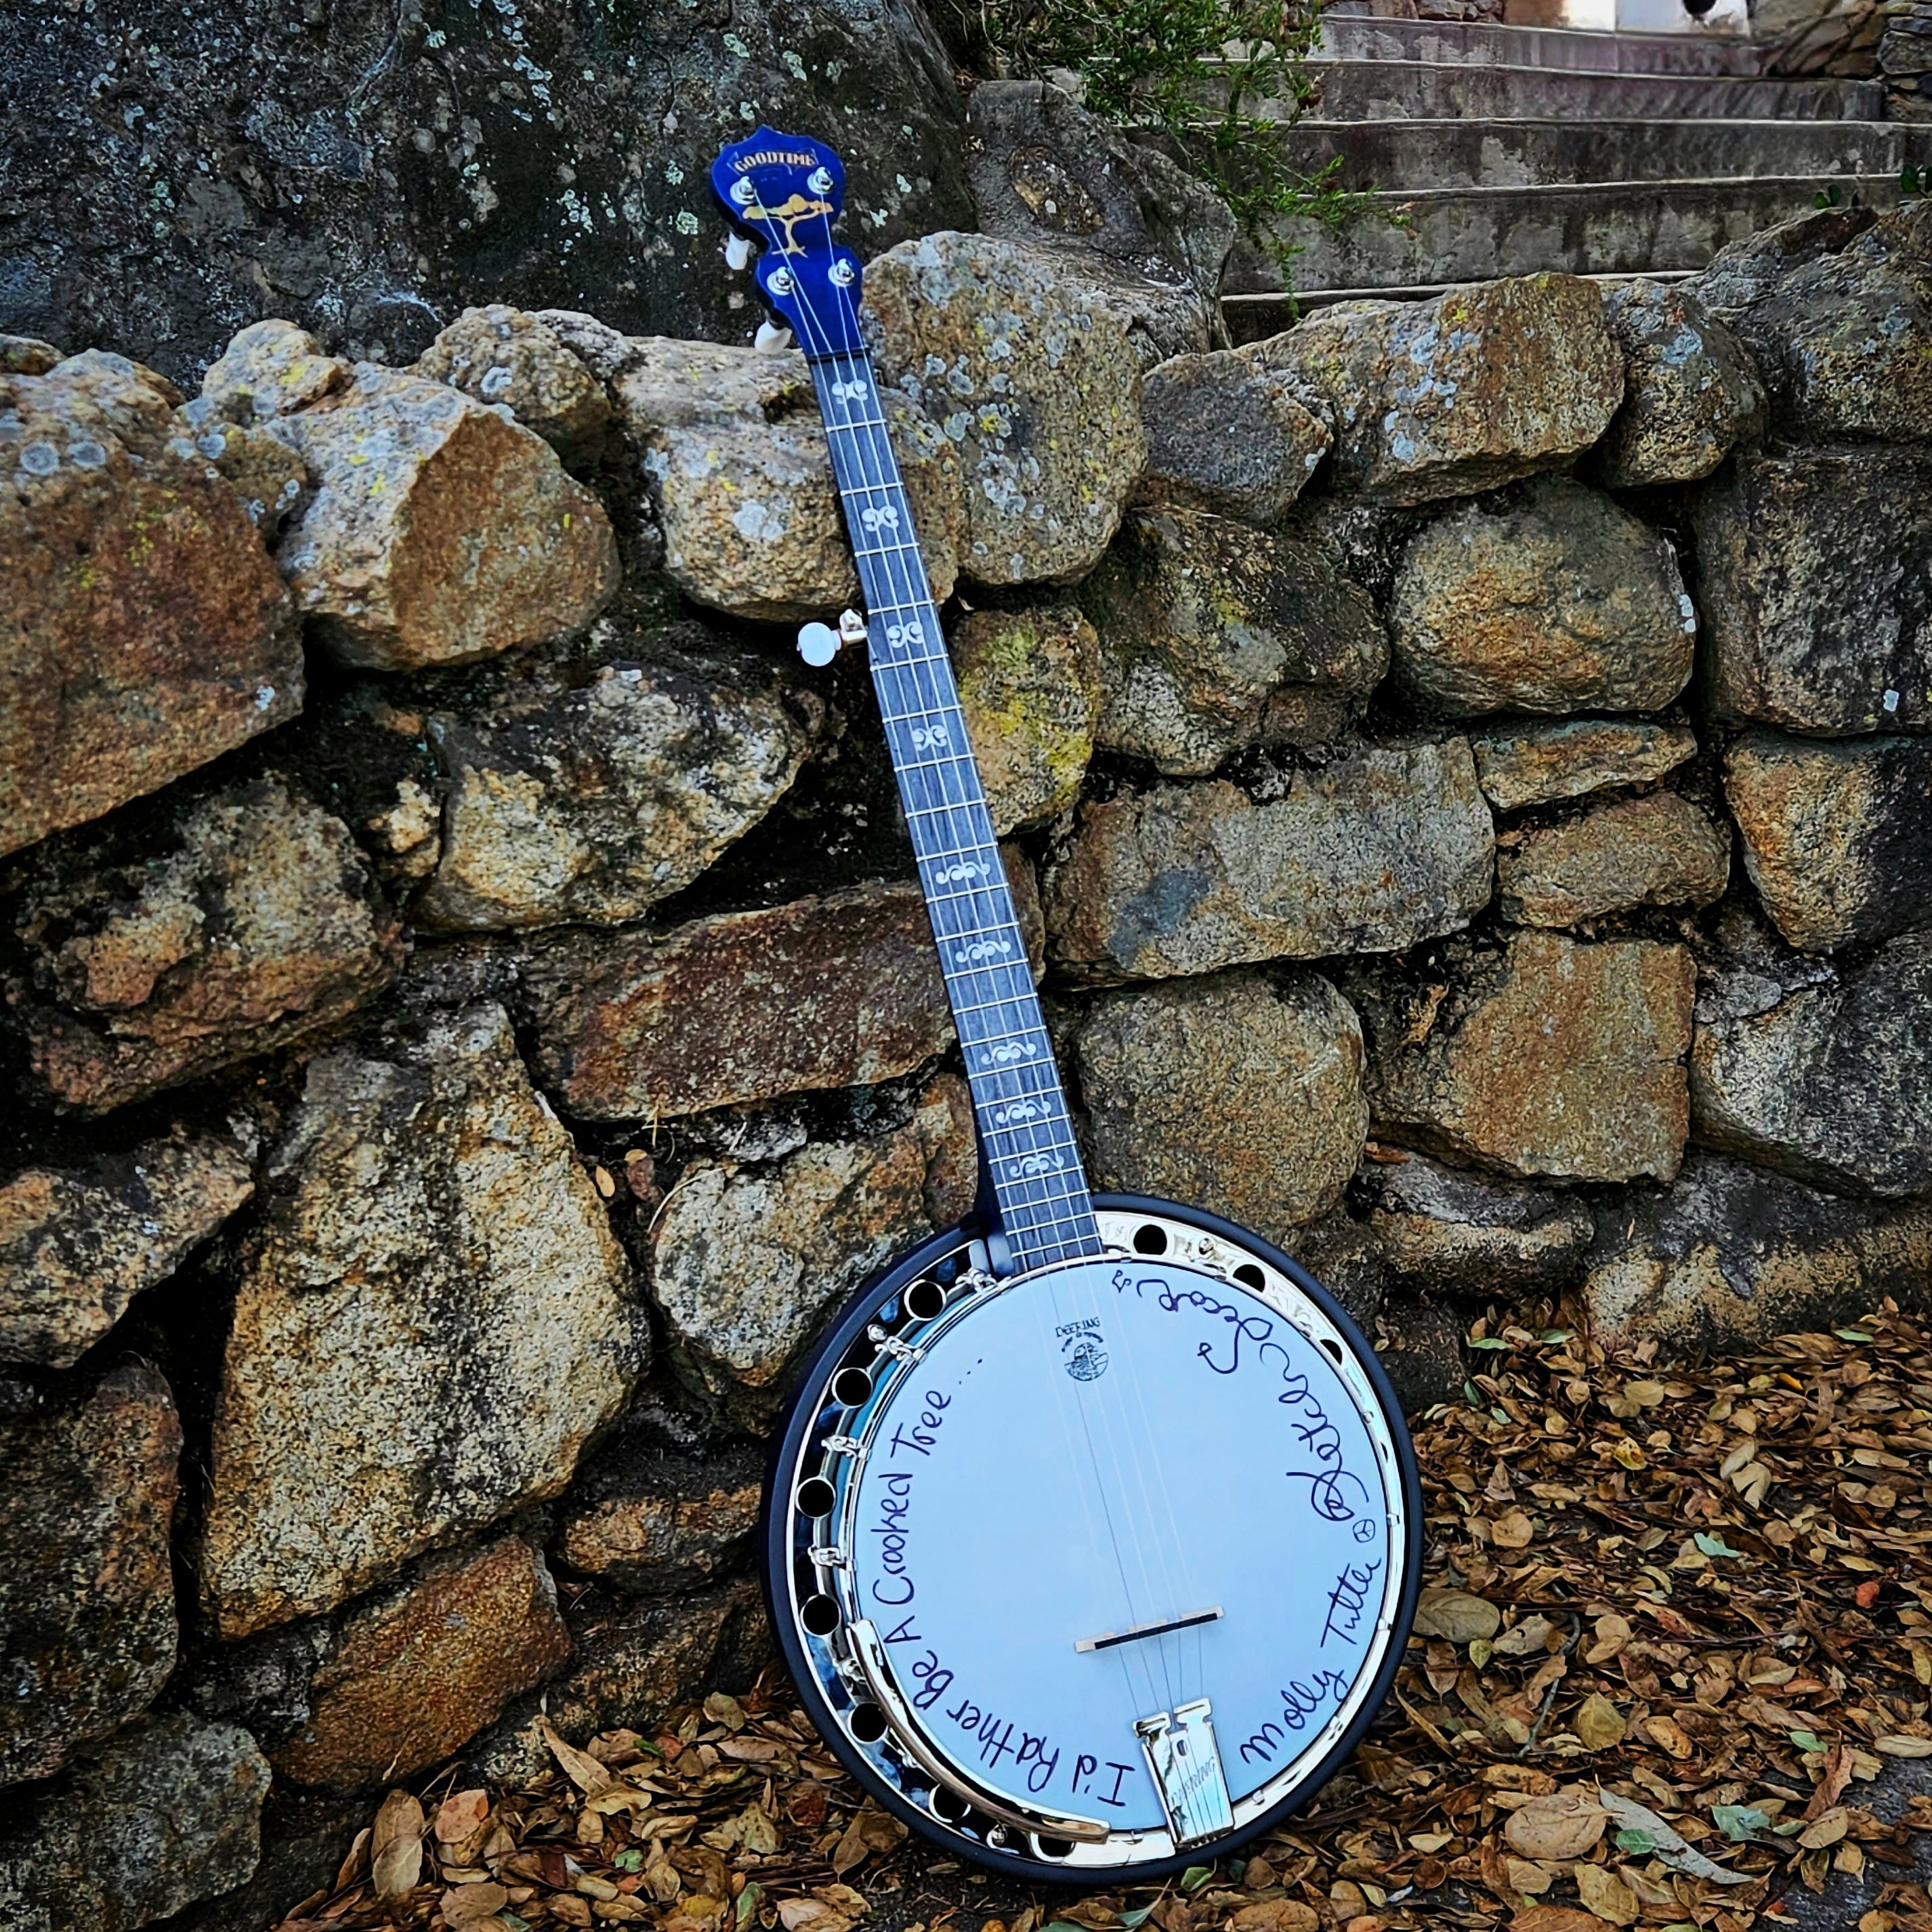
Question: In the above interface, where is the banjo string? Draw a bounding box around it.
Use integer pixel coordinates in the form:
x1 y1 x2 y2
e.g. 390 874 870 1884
787 221 1204 1771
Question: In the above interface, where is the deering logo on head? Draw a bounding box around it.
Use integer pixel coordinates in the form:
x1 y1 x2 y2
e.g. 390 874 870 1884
1057 1317 1109 1383
734 150 819 172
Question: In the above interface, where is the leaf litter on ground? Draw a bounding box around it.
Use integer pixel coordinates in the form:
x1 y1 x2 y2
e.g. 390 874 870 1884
276 1302 1932 1932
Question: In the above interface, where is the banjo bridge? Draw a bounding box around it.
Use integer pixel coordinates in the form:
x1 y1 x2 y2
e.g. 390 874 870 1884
1074 1605 1223 1654
1136 1699 1236 1849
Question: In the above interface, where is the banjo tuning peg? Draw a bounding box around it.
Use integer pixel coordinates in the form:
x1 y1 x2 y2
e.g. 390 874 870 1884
797 621 841 667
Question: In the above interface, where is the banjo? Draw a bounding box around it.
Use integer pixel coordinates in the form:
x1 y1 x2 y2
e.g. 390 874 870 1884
710 129 1421 1883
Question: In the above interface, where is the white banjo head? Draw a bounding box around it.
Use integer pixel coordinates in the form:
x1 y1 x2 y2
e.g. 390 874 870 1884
767 1199 1421 1883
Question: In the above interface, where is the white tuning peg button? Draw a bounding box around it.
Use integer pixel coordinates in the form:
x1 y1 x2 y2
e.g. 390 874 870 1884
754 320 794 353
725 233 753 271
797 621 841 667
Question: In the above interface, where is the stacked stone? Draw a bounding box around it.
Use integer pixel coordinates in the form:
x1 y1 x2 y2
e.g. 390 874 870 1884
1 140 1931 1932
1881 0 1932 114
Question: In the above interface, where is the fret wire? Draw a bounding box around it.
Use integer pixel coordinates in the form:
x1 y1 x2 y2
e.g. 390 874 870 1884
902 800 983 824
972 1059 1072 1093
927 896 1028 932
1023 1216 1099 1240
989 1135 1082 1167
963 1059 1070 1099
946 989 1045 1024
1002 1196 1096 1230
981 1116 1083 1148
889 751 981 778
1008 1171 1091 1200
995 1189 1089 1227
986 1129 1085 1162
898 770 992 814
967 1074 1070 1112
942 989 1035 1020
916 880 1011 913
936 946 1030 984
891 707 983 740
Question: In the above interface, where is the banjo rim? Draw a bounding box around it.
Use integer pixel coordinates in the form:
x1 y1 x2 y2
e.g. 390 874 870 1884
759 1192 1425 1887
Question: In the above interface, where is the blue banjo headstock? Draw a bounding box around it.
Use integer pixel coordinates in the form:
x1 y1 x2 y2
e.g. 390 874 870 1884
709 128 864 358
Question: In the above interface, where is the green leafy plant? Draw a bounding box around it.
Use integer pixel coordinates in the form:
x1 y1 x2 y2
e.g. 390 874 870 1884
939 0 1368 271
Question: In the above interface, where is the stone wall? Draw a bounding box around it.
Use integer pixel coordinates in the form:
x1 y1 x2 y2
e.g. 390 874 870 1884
2 187 1930 1931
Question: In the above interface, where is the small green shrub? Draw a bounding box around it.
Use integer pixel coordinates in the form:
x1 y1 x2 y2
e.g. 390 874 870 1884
940 0 1368 274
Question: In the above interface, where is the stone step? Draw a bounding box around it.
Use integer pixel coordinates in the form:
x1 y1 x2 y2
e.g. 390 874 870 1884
1223 172 1911 314
1224 268 1703 335
1278 115 1932 190
1315 15 1765 75
1293 56 1888 119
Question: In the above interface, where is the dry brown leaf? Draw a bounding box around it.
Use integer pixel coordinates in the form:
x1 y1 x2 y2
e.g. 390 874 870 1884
1798 1807 1849 1849
541 1717 615 1796
1573 1864 1639 1927
704 1801 780 1856
1506 1856 1553 1894
1492 1507 1535 1549
1503 1788 1608 1861
831 1805 907 1876
776 1902 848 1932
1806 1743 1855 1818
642 1855 679 1907
714 1736 786 1763
584 1784 655 1818
702 1692 747 1731
1227 1905 1318 1932
1583 1614 1633 1665
1509 1910 1618 1932
371 1789 425 1902
1876 1735 1932 1757
333 1827 371 1892
1574 1694 1626 1750
1642 1715 1694 1760
1412 1590 1501 1643
667 1897 728 1932
440 1882 509 1927
1493 1614 1558 1657
435 1791 491 1845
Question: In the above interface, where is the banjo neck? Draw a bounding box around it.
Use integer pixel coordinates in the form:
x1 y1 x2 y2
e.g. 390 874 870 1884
711 127 1099 1273
805 345 1101 1274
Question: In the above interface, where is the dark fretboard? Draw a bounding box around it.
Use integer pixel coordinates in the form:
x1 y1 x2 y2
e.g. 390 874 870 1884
805 347 1099 1274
